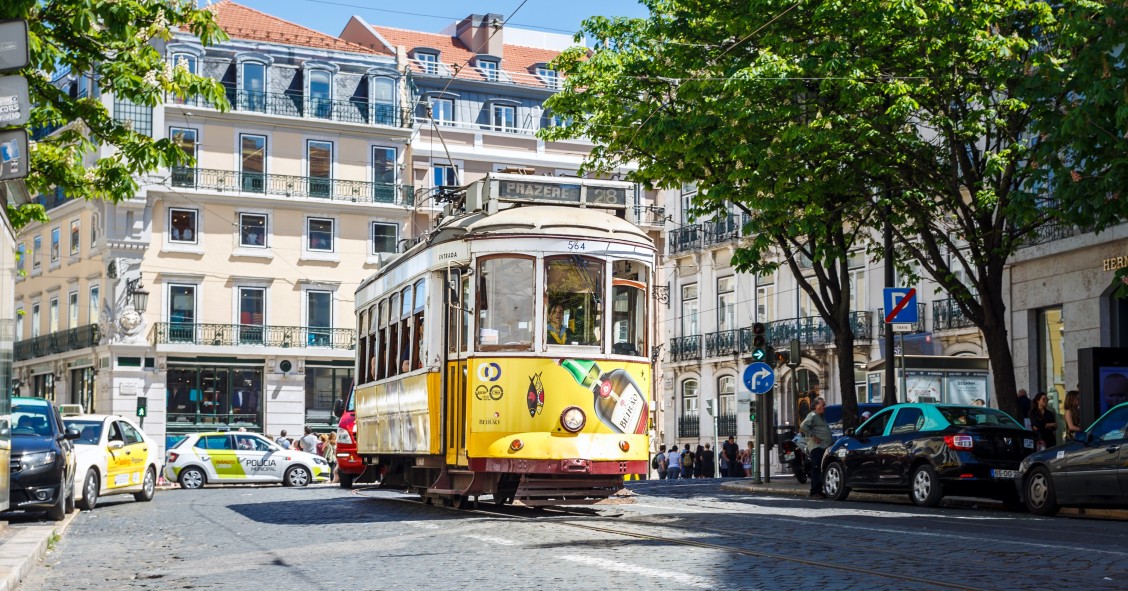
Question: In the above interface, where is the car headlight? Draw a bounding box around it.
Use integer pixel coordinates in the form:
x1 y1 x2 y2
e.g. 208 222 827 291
21 450 57 470
560 406 586 433
336 427 353 445
313 457 328 465
1018 456 1033 472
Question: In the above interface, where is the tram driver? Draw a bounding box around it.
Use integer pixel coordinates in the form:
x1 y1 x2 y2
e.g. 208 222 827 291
547 301 570 345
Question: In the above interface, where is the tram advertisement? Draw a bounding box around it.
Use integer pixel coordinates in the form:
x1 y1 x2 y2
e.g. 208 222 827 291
469 358 650 434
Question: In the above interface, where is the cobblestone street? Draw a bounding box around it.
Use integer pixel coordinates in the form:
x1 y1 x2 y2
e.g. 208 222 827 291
16 480 1128 591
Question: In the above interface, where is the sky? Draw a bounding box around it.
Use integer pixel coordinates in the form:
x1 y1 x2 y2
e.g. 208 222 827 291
214 0 650 40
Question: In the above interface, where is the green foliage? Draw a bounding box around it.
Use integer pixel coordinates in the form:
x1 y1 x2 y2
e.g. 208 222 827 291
1 0 229 229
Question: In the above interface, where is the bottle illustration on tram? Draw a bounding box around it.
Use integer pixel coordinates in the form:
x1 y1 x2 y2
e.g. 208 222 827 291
558 359 648 434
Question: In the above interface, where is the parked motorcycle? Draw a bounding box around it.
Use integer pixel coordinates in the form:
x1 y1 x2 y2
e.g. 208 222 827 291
779 435 812 484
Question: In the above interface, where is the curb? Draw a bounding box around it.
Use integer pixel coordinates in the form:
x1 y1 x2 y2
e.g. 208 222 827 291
0 510 79 591
719 480 1128 519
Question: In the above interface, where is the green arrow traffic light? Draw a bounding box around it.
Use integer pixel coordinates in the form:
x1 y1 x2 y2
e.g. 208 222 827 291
752 348 766 361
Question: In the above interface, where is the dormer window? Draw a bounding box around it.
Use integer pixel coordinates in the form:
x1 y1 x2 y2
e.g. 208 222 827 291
172 53 198 75
477 59 499 82
536 67 559 89
241 61 266 112
308 70 332 119
417 53 438 75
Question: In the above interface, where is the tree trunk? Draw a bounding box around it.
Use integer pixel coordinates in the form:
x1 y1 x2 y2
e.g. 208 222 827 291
832 314 860 430
981 307 1020 420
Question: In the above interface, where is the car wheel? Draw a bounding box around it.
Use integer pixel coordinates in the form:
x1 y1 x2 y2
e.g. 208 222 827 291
285 465 311 487
134 467 156 502
910 464 943 507
338 472 355 489
823 461 850 501
64 475 76 514
78 469 100 511
1025 467 1060 516
179 466 206 490
46 483 67 521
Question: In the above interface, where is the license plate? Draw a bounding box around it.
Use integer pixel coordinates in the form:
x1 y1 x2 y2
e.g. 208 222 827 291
991 469 1018 479
784 452 795 461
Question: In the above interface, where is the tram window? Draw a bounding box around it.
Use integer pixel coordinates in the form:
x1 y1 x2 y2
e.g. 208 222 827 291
477 256 534 350
400 286 412 373
376 300 388 380
413 278 426 369
450 272 470 354
388 293 400 377
545 255 604 347
358 308 369 381
611 260 648 356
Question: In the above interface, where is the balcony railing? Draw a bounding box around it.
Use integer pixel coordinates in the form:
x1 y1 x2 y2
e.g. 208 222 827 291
703 214 748 246
633 205 666 228
407 58 562 90
678 413 700 438
170 168 413 206
878 303 928 337
932 298 977 331
766 311 873 348
669 225 701 255
671 335 702 362
718 414 737 438
152 323 355 349
705 329 741 358
414 115 542 136
168 87 412 129
15 324 100 361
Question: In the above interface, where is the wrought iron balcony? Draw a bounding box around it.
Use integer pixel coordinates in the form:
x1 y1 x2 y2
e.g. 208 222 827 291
766 311 873 348
718 414 737 437
14 324 100 361
169 87 412 129
152 323 355 349
669 225 701 255
932 298 977 331
671 335 702 362
170 168 413 206
633 205 667 228
705 329 742 357
703 214 748 246
678 413 700 438
877 303 928 337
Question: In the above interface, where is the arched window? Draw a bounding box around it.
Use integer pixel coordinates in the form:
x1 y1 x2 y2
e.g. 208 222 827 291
682 378 698 414
308 69 332 119
718 375 736 416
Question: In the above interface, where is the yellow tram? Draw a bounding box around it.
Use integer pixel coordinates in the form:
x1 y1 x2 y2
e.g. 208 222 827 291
353 174 655 506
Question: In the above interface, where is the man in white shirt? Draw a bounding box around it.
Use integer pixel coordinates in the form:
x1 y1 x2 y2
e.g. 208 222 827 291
665 444 681 479
299 426 318 454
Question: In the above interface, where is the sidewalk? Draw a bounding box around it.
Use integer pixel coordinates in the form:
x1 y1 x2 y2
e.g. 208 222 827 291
720 476 1128 520
0 511 79 591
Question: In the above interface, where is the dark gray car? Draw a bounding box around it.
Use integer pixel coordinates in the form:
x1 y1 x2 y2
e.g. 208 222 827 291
1015 402 1128 515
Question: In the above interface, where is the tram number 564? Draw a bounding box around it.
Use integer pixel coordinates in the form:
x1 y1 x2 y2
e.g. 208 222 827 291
567 241 586 251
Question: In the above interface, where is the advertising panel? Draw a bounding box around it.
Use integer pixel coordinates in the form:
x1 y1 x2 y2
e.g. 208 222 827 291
946 372 990 406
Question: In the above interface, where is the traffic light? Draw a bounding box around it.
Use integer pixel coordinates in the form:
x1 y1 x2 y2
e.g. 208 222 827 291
136 396 148 418
775 349 790 368
751 322 767 362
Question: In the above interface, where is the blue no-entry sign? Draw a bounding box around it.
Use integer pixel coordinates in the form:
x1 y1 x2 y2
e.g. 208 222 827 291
883 287 918 323
743 362 775 395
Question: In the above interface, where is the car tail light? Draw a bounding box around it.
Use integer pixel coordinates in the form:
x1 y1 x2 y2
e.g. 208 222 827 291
168 452 179 462
944 435 974 450
1036 440 1045 452
510 439 524 452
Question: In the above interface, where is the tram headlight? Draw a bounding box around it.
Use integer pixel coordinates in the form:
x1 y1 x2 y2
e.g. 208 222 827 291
560 406 586 433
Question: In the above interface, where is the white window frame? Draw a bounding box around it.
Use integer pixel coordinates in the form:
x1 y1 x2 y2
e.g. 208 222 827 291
31 302 41 337
49 297 59 333
371 222 398 255
430 97 454 125
239 212 269 249
303 216 338 262
69 219 80 257
432 161 458 188
416 52 438 74
477 59 499 81
536 67 559 89
166 282 199 327
15 308 23 341
719 375 736 416
89 285 100 326
68 291 79 329
756 276 775 322
50 227 61 265
682 379 699 414
681 283 699 337
491 104 515 132
168 207 199 245
717 276 735 331
32 236 41 271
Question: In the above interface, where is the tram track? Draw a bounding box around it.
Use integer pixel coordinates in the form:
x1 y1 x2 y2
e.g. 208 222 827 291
352 487 1001 591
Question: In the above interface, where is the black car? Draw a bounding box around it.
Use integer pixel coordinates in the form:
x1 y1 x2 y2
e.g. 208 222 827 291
821 403 1036 508
7 397 79 520
1016 402 1128 516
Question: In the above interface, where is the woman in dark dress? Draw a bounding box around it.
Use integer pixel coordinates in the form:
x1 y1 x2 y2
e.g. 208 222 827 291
1029 392 1058 448
693 445 705 478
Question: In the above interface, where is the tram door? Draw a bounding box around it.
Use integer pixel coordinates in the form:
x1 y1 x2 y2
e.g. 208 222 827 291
445 269 470 466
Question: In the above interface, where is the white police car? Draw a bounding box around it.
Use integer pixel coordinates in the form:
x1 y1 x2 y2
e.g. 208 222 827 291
62 414 160 510
163 432 329 488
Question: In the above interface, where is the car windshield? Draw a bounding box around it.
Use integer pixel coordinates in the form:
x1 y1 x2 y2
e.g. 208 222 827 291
64 420 103 444
937 406 1023 429
12 403 52 436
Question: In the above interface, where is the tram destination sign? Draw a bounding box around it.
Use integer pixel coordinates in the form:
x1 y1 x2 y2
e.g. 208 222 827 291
497 179 629 207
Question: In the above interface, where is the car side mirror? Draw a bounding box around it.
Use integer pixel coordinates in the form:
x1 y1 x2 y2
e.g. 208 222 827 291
844 428 856 437
1074 431 1090 445
63 427 81 440
332 398 344 418
108 440 124 450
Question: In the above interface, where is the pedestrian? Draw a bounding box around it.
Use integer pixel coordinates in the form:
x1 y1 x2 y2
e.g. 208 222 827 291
323 432 338 482
693 444 705 478
317 433 328 456
1015 389 1032 426
798 397 832 498
299 426 318 454
743 442 754 476
721 436 739 478
701 443 715 478
665 443 681 479
1063 390 1083 441
275 430 292 449
680 443 695 479
1029 392 1058 448
653 444 668 480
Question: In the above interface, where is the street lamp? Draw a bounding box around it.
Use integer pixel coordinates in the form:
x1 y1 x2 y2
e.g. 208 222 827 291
126 274 150 312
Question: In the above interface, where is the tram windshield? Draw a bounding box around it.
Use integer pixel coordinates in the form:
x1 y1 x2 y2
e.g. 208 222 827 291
478 256 535 350
545 255 603 347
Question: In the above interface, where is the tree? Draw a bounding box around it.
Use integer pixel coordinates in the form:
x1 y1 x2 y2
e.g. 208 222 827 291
2 0 228 229
546 0 1120 420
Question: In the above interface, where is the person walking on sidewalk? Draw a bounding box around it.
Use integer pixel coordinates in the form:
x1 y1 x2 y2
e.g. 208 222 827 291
721 436 740 478
666 443 681 479
681 443 695 479
799 397 832 498
654 444 668 480
701 443 716 478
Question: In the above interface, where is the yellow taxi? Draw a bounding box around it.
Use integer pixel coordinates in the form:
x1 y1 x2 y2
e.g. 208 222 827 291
62 414 161 510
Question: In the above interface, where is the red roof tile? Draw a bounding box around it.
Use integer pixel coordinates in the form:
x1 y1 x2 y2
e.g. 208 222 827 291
211 1 389 55
371 26 561 71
